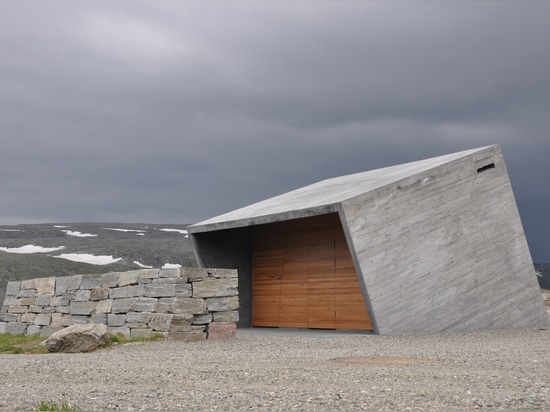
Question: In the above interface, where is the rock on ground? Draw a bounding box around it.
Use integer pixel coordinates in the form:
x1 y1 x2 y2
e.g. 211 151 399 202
44 323 110 353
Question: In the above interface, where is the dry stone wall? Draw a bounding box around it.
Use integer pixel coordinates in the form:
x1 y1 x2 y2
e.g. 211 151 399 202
0 267 238 341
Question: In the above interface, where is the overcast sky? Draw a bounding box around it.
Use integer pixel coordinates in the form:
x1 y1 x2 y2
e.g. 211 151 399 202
0 1 549 262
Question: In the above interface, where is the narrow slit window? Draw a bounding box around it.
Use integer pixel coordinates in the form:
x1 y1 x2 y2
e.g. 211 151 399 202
477 163 495 173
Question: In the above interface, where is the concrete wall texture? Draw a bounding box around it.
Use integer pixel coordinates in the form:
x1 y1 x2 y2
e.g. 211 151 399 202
0 267 239 340
188 145 550 335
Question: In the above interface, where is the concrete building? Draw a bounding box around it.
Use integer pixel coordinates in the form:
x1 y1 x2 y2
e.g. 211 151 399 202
187 145 549 335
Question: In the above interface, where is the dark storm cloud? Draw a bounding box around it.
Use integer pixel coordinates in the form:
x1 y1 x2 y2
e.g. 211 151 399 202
0 1 549 261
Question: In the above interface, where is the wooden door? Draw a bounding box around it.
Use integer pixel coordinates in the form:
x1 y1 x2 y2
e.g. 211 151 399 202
252 213 372 330
251 222 284 326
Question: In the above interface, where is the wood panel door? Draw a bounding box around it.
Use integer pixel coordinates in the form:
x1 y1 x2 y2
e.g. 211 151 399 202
252 213 372 330
251 222 284 326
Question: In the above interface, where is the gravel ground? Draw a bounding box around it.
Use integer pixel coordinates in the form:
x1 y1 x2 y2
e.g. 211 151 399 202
0 327 549 411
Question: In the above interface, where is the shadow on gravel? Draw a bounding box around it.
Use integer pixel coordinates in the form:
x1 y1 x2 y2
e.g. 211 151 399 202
237 327 374 338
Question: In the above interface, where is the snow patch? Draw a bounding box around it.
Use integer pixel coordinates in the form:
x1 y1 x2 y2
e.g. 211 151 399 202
54 253 121 265
103 228 146 234
0 244 65 254
54 225 69 228
134 261 153 268
159 228 188 237
61 230 97 237
0 229 22 232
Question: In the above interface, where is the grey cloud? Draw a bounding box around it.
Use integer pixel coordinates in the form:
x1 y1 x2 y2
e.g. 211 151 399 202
0 1 548 261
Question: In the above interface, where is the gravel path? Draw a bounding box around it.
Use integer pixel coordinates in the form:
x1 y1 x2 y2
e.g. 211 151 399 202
1 327 549 411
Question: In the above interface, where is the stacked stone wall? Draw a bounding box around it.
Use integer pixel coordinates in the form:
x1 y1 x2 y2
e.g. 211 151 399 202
0 267 238 341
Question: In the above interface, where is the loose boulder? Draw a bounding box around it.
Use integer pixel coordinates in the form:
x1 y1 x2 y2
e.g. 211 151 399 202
45 323 110 353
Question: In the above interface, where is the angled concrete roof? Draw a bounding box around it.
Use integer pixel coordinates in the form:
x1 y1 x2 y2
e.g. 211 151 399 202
188 145 495 233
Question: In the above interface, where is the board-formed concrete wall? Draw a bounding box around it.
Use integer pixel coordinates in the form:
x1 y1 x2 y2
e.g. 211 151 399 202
340 145 549 334
0 267 239 341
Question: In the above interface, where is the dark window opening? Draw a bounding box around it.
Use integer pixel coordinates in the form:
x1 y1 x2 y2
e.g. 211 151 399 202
477 163 495 173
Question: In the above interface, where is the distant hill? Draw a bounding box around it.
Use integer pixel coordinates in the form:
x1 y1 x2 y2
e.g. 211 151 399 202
0 223 196 304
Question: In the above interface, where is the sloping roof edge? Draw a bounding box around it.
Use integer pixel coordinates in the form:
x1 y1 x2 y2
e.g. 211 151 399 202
188 145 498 233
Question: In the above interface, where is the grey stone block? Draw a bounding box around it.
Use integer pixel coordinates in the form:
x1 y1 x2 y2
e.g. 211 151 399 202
96 299 113 314
207 268 238 279
56 306 70 314
182 267 208 281
55 277 69 295
16 289 35 298
75 290 91 302
125 312 145 323
29 305 45 313
90 288 110 301
20 298 35 306
112 298 136 314
109 326 130 337
50 313 63 327
138 269 159 280
130 328 153 338
8 306 28 314
67 275 82 291
21 313 35 323
173 298 207 315
0 313 20 322
157 298 176 313
34 314 51 326
90 314 107 324
152 278 177 284
2 296 17 306
27 325 42 335
102 272 119 288
148 313 173 332
70 301 97 315
0 322 6 334
60 315 89 326
61 292 76 305
109 285 144 299
35 277 55 295
50 296 62 306
81 275 102 289
213 310 239 322
6 322 27 334
144 284 176 298
108 314 126 327
134 297 158 312
175 283 192 298
206 296 239 312
170 314 193 332
159 268 180 278
40 326 63 338
119 271 140 286
21 279 35 289
34 295 51 306
192 313 212 325
5 281 21 296
192 278 238 298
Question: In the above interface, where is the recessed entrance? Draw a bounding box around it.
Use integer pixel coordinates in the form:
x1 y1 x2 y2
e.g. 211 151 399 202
252 213 372 330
